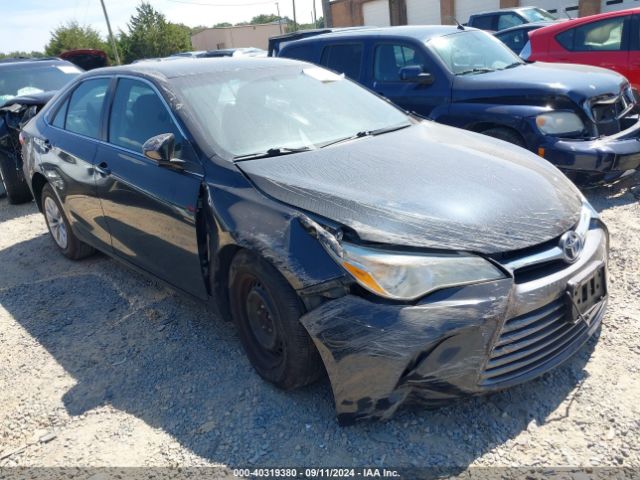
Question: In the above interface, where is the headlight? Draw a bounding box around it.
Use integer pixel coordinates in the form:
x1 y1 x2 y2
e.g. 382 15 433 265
322 241 505 301
535 112 584 135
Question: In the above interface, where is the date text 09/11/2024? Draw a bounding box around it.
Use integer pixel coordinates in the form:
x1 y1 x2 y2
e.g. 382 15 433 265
232 468 401 478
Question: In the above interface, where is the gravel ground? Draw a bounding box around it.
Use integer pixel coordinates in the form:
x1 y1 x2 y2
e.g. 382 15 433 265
0 175 639 474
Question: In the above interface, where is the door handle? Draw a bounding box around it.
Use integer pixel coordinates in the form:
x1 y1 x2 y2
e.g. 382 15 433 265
95 162 111 175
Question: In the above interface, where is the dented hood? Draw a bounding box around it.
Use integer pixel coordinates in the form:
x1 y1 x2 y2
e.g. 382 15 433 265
238 122 582 254
452 62 628 105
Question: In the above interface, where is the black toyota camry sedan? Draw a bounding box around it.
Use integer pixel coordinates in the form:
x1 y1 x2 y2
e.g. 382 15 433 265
22 58 609 424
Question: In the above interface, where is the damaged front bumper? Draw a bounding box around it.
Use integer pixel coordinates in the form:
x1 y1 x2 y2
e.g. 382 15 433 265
300 227 608 424
540 118 640 186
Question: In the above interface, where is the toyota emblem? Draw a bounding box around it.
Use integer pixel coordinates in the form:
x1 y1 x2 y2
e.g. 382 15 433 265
559 231 583 263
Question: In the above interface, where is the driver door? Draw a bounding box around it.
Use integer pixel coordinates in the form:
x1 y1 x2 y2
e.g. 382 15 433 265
370 42 449 117
94 77 207 299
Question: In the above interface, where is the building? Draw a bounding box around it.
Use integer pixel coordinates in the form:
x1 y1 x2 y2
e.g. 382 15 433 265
191 23 284 51
330 0 636 27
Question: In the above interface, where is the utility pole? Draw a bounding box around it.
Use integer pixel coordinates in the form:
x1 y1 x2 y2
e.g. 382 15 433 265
99 0 121 65
321 0 332 28
275 2 283 34
291 0 297 31
312 0 317 26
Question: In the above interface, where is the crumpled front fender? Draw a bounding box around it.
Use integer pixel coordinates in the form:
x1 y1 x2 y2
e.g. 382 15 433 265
300 279 514 425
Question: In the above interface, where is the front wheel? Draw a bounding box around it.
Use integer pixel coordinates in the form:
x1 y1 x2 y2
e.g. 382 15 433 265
228 250 323 390
481 127 526 148
41 183 94 260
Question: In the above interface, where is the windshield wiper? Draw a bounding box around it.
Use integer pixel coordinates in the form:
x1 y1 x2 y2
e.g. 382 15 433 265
457 67 495 76
233 146 312 161
319 123 411 149
501 62 523 70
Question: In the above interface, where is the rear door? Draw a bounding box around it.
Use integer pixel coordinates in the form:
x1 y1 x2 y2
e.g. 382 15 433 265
369 41 449 116
550 15 631 79
94 77 208 298
43 77 113 252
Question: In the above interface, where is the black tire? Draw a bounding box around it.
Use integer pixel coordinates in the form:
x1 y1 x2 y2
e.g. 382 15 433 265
41 183 94 260
481 127 526 148
0 151 33 204
228 250 323 390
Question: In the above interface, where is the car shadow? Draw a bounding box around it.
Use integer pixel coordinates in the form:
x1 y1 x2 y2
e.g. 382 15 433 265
583 172 640 212
0 234 596 469
0 197 38 223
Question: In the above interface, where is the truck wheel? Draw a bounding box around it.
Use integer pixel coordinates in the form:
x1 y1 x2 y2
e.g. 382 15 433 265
0 151 33 204
228 250 323 390
41 183 94 260
481 127 526 148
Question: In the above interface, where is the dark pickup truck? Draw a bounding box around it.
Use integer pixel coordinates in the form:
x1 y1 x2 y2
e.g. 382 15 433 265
278 25 640 186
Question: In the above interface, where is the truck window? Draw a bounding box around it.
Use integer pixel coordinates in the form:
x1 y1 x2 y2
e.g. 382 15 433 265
471 15 495 30
320 43 363 80
374 44 427 82
280 43 315 62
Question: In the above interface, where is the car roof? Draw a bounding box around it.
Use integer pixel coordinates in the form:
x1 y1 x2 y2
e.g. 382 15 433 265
83 57 306 81
0 57 67 67
281 25 472 45
529 7 640 37
495 21 556 35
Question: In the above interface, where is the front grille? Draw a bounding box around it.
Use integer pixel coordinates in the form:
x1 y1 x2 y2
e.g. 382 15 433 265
479 297 602 388
590 92 635 136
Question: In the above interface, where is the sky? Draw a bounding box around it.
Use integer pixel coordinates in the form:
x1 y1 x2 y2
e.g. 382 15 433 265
0 0 323 54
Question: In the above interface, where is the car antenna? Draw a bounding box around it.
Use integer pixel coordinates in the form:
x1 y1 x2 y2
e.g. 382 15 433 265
451 16 465 30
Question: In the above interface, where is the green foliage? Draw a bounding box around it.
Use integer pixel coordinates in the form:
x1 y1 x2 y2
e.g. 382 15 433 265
213 22 232 28
44 21 107 56
118 2 192 63
0 51 45 60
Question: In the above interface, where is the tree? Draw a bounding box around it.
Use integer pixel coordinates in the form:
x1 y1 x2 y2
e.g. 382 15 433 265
213 22 232 28
118 2 192 63
249 14 280 24
44 21 107 56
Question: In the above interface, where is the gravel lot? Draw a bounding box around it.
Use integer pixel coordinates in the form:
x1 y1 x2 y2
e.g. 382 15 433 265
0 175 639 474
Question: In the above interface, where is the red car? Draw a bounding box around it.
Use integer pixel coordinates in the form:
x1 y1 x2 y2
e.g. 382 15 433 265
524 8 640 89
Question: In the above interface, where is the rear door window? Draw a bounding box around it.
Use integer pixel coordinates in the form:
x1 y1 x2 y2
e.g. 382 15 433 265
374 44 428 81
65 78 110 139
556 16 628 51
496 29 527 53
108 78 184 157
471 15 495 30
281 43 315 61
320 43 363 80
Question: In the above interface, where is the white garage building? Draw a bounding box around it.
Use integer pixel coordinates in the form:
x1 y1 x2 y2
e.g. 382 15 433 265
330 0 636 28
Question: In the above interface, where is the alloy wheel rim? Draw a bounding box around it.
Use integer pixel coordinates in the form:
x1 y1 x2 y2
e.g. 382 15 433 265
44 196 68 249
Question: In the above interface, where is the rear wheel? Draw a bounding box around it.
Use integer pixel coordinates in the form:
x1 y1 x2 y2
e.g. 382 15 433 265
41 183 94 260
481 127 526 148
228 250 323 390
0 152 32 204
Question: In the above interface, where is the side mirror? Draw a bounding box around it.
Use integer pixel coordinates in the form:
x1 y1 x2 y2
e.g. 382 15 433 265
399 66 435 85
142 133 184 168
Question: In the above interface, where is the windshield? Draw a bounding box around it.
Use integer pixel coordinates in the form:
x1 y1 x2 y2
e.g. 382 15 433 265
428 30 523 75
171 65 411 158
0 63 82 105
519 7 556 22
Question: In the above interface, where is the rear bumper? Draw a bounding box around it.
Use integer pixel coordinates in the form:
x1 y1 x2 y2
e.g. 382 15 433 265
540 119 640 185
300 228 608 424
